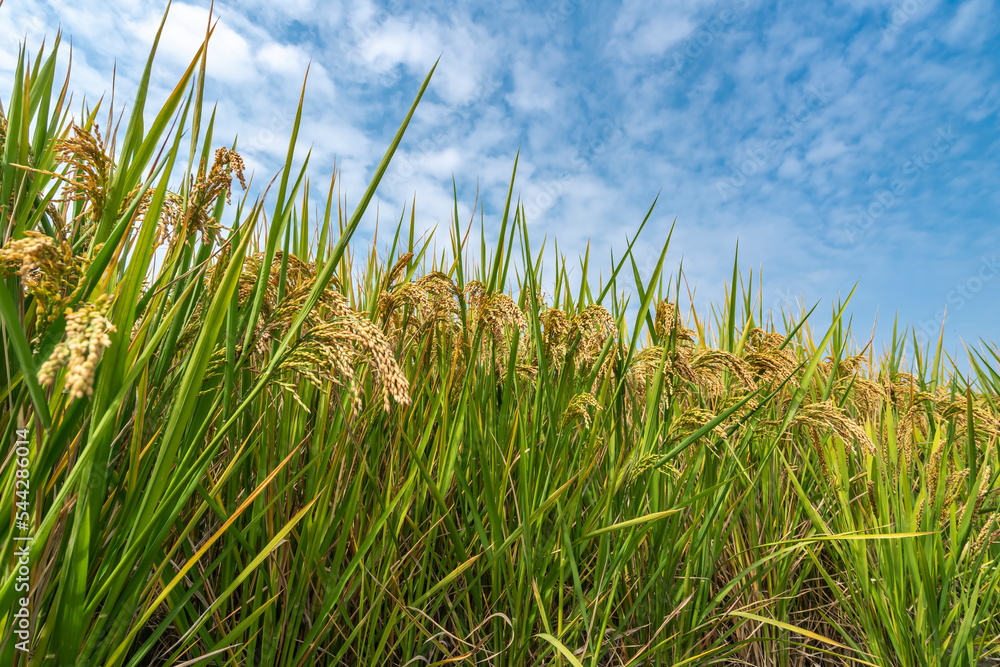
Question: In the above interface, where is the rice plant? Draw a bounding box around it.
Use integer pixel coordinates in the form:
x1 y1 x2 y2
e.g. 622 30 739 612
1 13 999 667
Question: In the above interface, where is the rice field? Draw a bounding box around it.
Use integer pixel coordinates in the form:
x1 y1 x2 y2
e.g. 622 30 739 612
2 22 1000 667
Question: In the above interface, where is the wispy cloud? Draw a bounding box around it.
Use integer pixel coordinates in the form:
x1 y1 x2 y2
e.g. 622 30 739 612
2 0 997 354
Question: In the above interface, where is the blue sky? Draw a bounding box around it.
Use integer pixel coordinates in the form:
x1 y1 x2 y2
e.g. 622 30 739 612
1 0 998 359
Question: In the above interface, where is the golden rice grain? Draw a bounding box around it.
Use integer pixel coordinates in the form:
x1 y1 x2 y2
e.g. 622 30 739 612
38 295 117 399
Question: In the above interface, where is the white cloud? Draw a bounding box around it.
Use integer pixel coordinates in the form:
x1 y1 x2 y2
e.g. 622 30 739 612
346 6 497 105
805 134 850 164
609 0 709 59
131 3 255 84
1 0 996 352
506 49 565 113
257 42 311 76
943 0 993 46
777 155 803 178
